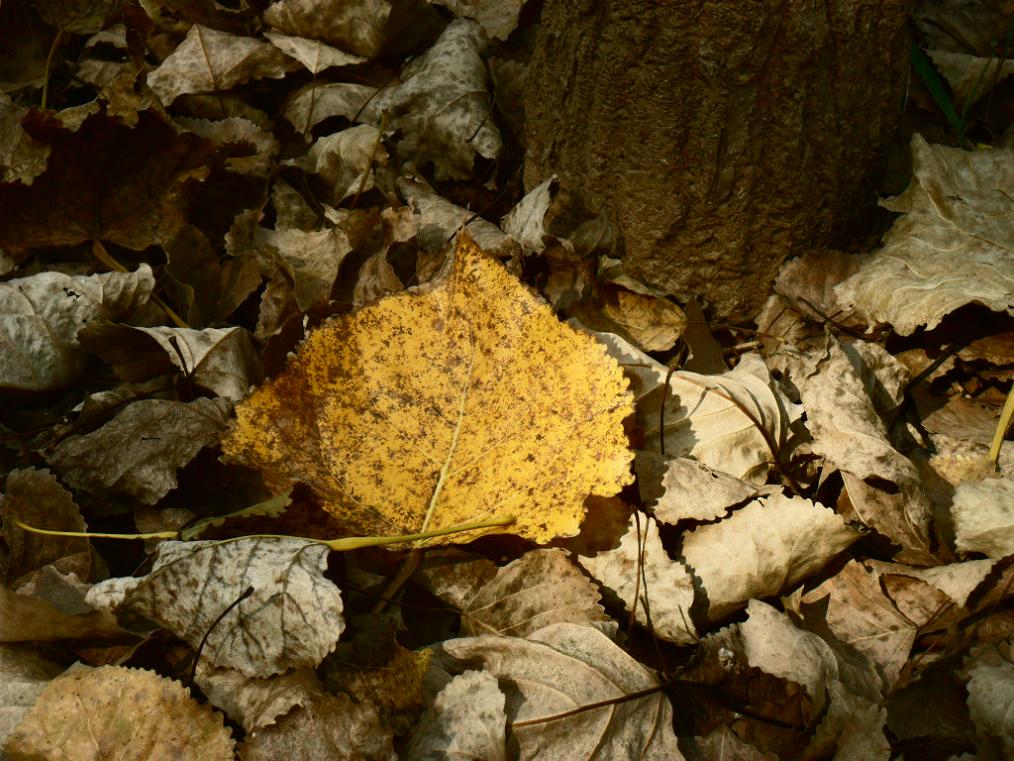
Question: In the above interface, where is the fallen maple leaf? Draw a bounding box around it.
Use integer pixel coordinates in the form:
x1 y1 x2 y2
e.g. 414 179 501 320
222 232 633 544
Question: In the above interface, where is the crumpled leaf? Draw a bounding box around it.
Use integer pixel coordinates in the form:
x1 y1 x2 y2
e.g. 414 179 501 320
835 136 1014 335
175 116 280 176
404 670 506 761
501 176 554 256
283 82 378 136
431 0 524 41
83 324 261 403
682 494 860 620
459 549 611 637
636 452 760 524
249 225 354 311
2 666 235 761
264 0 392 58
738 600 890 760
0 265 154 391
439 622 684 760
0 93 50 185
799 560 918 691
237 688 395 761
195 665 321 732
0 468 89 587
0 109 218 258
85 537 344 677
577 513 698 645
795 336 933 562
265 32 367 73
374 20 502 179
223 233 633 545
45 397 231 505
147 24 298 105
288 125 386 205
950 474 1014 558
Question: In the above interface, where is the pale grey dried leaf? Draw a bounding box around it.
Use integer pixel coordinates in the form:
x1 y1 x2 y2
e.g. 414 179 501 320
951 474 1014 558
284 82 379 135
796 337 933 560
45 397 230 505
501 176 554 256
0 644 66 750
264 0 392 58
461 549 610 637
577 513 697 645
85 538 344 678
835 136 1014 335
404 670 506 761
0 265 154 391
375 20 501 180
148 24 297 105
254 226 353 311
0 93 50 184
0 468 88 587
682 494 860 620
430 0 523 40
237 690 395 761
440 623 684 761
175 116 279 176
196 665 319 733
289 125 385 205
84 325 261 403
800 560 917 691
639 453 760 524
685 725 772 761
265 32 367 73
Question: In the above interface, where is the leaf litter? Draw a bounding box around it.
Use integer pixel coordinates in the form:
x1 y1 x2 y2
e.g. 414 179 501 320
0 1 1012 760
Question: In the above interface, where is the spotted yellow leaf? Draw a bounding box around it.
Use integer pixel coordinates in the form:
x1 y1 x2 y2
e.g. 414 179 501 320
222 233 632 544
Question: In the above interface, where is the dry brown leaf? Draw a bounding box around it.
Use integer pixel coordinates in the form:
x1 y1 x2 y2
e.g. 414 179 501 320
85 538 344 677
353 250 404 307
799 560 918 691
264 0 391 58
501 176 554 256
0 585 126 644
45 397 231 505
0 645 66 750
951 474 1014 558
928 50 1014 109
439 622 684 760
416 550 499 611
237 689 395 761
577 512 698 644
147 24 297 105
265 32 367 73
84 324 261 402
682 494 860 620
460 549 611 637
431 0 524 40
175 116 280 176
289 125 386 205
835 136 1014 335
223 233 633 545
195 665 322 733
0 93 50 185
374 20 502 180
404 669 506 761
637 452 761 524
283 81 379 135
251 225 354 311
0 265 154 391
1 469 88 587
2 666 234 761
963 639 1014 757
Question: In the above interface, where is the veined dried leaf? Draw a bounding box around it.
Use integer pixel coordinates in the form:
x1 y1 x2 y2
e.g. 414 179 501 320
439 623 684 760
265 32 367 73
85 538 344 677
2 666 234 761
223 233 633 545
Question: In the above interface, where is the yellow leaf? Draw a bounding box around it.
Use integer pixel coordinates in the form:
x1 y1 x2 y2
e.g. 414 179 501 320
222 233 633 544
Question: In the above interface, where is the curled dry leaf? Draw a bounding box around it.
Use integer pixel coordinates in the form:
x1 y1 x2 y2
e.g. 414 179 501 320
85 538 344 677
196 664 322 733
251 225 354 311
264 0 392 58
175 116 280 176
265 32 367 73
0 265 154 391
0 93 50 186
2 666 235 761
577 513 698 645
289 125 386 205
636 451 760 524
834 136 1014 335
682 493 860 620
1 468 89 586
222 233 633 545
45 397 231 505
501 176 554 257
284 82 379 136
404 670 506 761
147 24 298 106
439 622 684 760
459 549 611 637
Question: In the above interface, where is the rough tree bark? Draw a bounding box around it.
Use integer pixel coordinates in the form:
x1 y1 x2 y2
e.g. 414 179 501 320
524 0 913 318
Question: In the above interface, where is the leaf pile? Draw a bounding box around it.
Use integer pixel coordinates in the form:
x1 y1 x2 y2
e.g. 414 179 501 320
1 1 1012 760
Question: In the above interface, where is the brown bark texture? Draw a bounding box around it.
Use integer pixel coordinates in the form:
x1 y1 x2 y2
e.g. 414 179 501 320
524 0 913 318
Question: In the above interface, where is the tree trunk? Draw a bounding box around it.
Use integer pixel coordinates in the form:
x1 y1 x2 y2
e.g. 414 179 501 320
524 0 913 318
